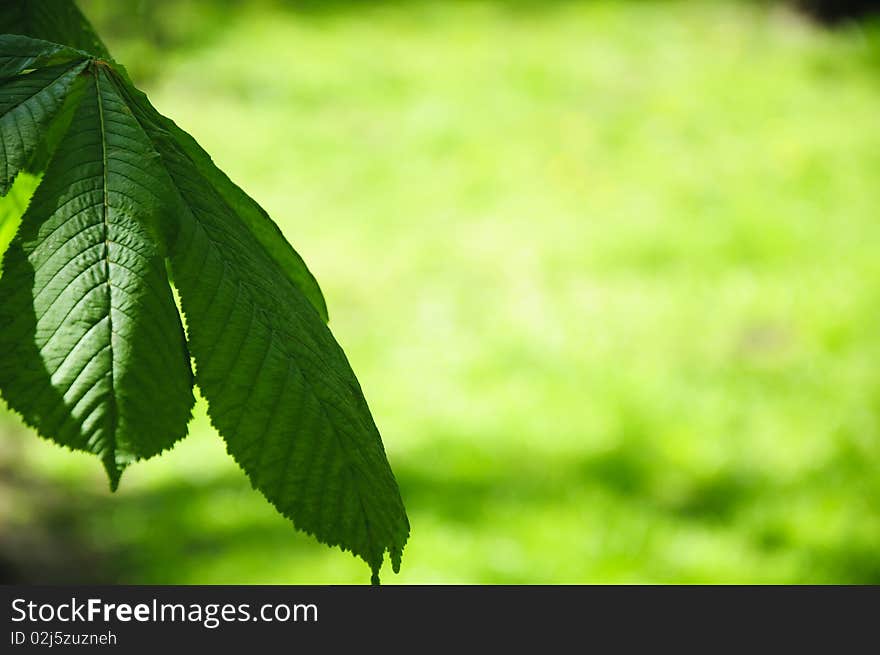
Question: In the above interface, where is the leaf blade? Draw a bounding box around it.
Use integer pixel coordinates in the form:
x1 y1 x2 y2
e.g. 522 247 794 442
0 54 89 195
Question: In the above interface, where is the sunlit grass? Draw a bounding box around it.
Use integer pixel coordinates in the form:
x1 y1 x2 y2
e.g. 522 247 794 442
2 0 879 583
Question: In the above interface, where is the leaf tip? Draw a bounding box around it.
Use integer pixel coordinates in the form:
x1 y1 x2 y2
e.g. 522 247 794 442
103 457 123 492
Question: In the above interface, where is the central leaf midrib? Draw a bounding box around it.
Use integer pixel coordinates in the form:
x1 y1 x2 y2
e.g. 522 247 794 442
93 61 119 478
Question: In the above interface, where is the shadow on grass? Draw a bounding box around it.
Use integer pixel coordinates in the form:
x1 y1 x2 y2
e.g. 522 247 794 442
394 440 765 528
0 465 335 583
3 428 877 583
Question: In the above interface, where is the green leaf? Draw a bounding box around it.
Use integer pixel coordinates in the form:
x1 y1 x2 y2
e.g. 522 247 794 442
0 36 89 195
112 73 409 581
0 33 85 77
0 61 194 487
22 60 91 179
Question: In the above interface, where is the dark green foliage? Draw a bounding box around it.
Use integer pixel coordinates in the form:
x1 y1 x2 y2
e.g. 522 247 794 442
0 0 111 60
0 2 407 582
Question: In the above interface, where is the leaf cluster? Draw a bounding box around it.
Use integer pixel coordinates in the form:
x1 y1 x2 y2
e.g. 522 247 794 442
0 0 408 583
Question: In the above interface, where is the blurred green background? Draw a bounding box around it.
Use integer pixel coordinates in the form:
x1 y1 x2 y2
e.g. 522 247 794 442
1 0 879 584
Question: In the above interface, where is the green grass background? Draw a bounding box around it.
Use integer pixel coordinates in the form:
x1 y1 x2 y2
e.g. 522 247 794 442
1 0 879 583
